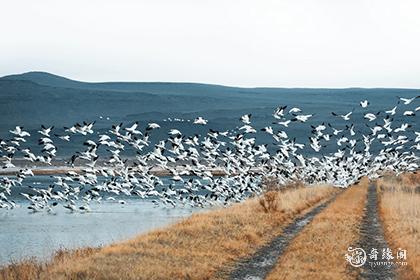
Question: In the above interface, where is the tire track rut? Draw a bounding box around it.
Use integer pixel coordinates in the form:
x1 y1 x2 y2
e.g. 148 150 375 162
357 183 395 280
228 193 340 280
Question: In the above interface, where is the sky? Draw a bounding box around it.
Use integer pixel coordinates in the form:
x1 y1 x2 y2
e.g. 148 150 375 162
1 0 420 88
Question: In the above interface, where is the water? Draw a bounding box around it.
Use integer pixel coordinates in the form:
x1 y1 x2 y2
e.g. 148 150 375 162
0 177 201 265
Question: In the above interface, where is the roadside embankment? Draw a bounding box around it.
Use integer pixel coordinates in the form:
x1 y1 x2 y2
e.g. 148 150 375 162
378 172 420 280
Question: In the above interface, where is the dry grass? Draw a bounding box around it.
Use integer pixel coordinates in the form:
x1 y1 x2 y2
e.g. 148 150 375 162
266 177 369 280
378 172 420 193
0 248 98 280
378 172 420 280
259 191 280 212
0 184 337 280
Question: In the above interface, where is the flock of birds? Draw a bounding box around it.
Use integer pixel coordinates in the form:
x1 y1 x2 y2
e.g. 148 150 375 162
0 96 419 212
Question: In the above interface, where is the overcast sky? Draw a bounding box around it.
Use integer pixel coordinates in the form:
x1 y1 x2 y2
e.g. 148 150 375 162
1 0 420 87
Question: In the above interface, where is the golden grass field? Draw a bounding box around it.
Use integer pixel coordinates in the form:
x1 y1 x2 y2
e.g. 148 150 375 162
1 173 419 280
378 172 420 280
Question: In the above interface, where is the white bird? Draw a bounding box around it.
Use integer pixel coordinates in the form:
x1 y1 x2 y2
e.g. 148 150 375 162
193 117 208 125
394 123 410 133
332 111 352 121
273 106 286 119
55 134 70 141
169 129 182 136
385 106 397 115
398 96 418 105
293 114 313 123
277 120 291 127
332 128 343 136
289 107 302 114
146 123 160 130
261 126 274 135
364 113 377 122
276 130 288 139
403 111 415 116
240 114 252 124
38 125 54 137
239 125 257 133
9 126 30 137
360 100 369 108
125 122 142 135
415 132 420 142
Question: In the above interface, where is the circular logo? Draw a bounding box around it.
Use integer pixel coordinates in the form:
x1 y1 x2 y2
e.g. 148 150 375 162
345 247 367 267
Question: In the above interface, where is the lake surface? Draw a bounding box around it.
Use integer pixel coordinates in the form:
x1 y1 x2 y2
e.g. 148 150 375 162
0 177 202 265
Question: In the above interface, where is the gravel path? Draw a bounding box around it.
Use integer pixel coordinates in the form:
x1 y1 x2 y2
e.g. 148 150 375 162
357 183 395 280
228 194 340 280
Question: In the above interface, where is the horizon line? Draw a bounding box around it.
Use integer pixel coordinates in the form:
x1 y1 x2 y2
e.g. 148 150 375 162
2 70 420 91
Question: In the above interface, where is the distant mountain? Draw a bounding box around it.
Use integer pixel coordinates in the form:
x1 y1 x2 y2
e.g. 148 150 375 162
1 71 86 89
0 71 242 96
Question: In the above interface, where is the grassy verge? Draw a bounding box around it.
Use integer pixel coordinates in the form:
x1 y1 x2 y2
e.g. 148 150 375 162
0 184 337 280
0 248 98 280
266 178 369 280
378 172 420 280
